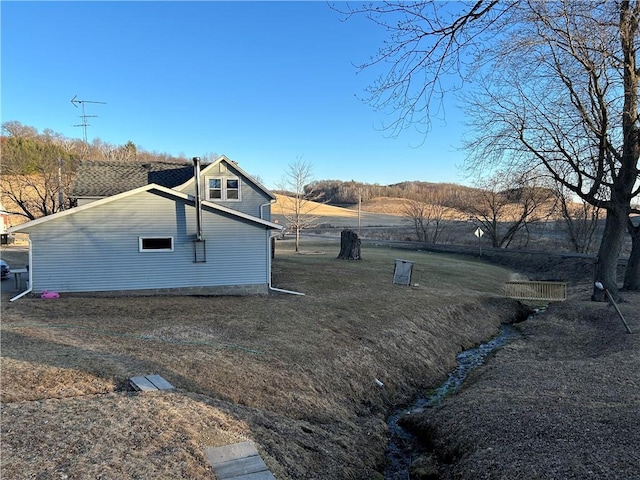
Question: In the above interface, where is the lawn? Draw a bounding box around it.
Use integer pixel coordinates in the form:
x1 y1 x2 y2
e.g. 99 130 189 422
1 239 522 479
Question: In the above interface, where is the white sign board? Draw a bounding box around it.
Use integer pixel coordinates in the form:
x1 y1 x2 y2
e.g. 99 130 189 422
474 227 484 238
393 259 414 286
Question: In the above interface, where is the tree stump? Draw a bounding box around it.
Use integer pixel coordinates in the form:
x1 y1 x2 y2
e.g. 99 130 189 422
337 230 361 260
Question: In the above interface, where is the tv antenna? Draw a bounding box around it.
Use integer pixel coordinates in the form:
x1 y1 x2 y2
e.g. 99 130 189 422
71 95 106 143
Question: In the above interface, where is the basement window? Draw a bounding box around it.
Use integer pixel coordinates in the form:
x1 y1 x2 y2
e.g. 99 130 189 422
139 237 174 252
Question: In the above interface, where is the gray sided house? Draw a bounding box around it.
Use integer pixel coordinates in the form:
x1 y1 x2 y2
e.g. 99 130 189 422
10 156 283 296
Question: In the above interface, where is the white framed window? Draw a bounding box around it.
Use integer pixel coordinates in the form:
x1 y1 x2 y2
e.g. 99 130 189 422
208 178 222 199
139 236 174 252
226 178 239 199
206 176 241 201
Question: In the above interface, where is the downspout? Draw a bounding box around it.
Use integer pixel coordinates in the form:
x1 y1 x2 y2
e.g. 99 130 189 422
193 157 204 241
267 237 305 296
267 229 305 296
260 200 305 296
259 199 275 220
269 285 305 296
10 238 33 302
260 198 302 294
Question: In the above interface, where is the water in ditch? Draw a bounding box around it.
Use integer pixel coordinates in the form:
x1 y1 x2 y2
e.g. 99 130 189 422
383 323 521 479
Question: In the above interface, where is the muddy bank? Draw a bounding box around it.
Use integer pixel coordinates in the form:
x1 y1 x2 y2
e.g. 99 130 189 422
399 288 640 479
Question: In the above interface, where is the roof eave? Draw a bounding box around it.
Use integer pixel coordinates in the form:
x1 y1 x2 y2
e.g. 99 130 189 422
10 184 283 233
9 184 188 232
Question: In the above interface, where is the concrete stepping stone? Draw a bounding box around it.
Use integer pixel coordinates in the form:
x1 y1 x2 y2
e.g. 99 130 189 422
204 441 275 479
129 374 174 391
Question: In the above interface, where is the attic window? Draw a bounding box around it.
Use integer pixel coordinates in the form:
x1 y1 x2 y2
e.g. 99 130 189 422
226 178 239 199
206 176 241 201
208 178 222 199
139 237 174 252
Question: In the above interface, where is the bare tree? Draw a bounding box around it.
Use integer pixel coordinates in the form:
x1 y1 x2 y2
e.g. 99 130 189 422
199 152 220 165
1 123 77 219
341 1 640 298
336 1 509 137
461 171 554 249
277 158 323 252
425 191 448 243
463 1 640 297
403 199 430 242
402 191 447 243
555 184 601 254
1 122 195 221
1 121 38 138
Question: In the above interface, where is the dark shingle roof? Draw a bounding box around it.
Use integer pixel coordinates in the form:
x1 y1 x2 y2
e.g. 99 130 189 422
71 160 195 197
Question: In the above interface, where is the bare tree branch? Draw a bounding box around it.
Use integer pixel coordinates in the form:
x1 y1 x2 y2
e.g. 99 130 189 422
276 158 324 252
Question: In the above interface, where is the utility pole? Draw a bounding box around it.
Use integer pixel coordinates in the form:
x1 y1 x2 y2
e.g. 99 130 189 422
57 156 64 212
358 188 361 236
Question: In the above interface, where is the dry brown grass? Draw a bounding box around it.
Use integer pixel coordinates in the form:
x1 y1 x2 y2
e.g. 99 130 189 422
400 287 640 479
273 194 406 227
1 239 522 479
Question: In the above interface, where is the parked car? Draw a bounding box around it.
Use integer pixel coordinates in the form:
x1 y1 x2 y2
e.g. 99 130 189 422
0 260 10 279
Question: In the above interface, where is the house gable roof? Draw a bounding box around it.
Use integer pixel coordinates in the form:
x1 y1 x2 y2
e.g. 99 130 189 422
11 183 283 233
71 160 195 198
175 155 276 200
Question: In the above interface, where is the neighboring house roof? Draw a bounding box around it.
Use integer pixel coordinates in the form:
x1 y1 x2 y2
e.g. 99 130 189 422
71 160 195 197
10 183 283 233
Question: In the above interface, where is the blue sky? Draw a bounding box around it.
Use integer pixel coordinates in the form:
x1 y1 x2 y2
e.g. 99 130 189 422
1 1 469 189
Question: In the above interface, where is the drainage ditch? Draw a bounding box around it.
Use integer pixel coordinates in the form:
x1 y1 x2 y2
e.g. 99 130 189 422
383 323 522 479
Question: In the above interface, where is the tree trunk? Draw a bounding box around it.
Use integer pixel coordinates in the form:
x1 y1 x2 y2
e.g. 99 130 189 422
615 0 640 294
592 208 627 301
623 222 640 290
295 227 300 253
337 230 361 260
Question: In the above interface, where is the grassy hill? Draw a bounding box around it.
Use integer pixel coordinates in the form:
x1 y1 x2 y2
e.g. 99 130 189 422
272 194 407 228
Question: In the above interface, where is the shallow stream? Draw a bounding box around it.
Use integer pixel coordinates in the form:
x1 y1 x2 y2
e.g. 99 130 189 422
384 324 521 479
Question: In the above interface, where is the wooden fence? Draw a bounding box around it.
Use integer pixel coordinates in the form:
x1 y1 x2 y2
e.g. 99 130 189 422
504 281 567 302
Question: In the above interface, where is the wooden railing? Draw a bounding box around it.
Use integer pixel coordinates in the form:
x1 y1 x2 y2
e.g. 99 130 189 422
504 281 567 302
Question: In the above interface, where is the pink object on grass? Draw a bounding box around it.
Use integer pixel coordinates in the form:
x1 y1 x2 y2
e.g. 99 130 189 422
41 290 60 299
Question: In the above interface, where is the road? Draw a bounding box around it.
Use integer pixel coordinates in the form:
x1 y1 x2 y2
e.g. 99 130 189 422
1 245 29 295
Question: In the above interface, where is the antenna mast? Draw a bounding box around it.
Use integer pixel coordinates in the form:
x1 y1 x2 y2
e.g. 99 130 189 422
71 95 106 144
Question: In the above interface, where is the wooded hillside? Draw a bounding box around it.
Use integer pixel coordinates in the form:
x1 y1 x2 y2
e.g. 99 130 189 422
302 179 479 207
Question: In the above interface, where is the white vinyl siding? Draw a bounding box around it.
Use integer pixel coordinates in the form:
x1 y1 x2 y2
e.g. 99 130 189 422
177 161 272 218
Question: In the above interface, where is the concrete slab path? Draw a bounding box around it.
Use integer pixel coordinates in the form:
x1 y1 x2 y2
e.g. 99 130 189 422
204 441 275 479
